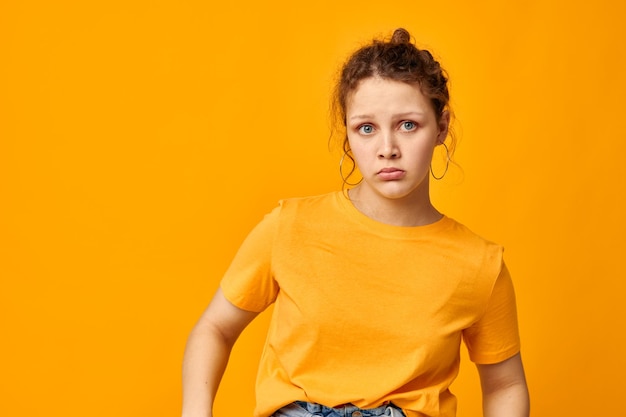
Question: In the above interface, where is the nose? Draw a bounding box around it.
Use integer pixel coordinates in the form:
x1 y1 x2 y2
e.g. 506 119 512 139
378 131 400 159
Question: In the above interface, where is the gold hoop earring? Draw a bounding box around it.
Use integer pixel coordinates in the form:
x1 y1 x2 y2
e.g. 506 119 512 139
340 151 362 186
430 142 450 180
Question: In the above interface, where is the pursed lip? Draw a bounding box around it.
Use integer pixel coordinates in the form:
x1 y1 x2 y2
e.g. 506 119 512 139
378 167 403 174
377 167 406 180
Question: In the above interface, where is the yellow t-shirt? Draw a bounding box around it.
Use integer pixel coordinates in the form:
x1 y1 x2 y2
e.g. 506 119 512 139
221 192 520 417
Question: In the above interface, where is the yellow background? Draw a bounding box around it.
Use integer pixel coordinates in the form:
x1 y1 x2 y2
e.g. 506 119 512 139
2 1 625 415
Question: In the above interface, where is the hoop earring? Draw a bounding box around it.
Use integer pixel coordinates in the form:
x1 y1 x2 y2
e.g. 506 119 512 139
339 151 362 186
430 142 450 180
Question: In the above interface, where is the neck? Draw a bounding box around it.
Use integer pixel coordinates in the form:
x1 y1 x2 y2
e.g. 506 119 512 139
348 185 442 227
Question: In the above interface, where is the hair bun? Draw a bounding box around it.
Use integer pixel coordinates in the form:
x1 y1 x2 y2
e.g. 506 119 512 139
390 28 411 44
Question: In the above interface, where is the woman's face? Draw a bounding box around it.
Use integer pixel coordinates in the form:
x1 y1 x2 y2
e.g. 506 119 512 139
346 77 449 204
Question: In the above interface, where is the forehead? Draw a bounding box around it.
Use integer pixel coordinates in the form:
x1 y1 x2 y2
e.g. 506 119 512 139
346 77 433 115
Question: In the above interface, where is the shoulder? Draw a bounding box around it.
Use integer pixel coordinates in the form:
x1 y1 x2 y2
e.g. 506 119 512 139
278 191 340 209
440 217 505 280
444 217 502 252
266 192 347 243
276 191 342 220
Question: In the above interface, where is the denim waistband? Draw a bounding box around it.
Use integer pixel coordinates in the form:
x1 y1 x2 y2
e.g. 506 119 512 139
292 401 405 417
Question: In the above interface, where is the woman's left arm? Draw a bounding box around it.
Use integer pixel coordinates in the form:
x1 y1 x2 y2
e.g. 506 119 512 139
476 352 530 417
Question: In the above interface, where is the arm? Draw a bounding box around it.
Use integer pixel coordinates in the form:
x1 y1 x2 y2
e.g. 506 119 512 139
476 352 530 417
181 288 259 417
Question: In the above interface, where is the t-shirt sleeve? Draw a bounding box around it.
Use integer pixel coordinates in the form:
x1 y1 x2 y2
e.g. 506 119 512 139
219 203 281 313
463 261 521 364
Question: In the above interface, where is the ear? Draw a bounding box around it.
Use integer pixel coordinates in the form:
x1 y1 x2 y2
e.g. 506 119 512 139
436 110 450 145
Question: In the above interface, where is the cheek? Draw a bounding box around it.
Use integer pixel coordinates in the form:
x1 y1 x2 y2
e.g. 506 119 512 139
411 143 437 165
347 136 363 157
346 133 358 148
347 145 371 171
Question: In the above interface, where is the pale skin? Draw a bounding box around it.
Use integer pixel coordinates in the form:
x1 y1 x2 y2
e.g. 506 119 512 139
182 77 529 417
182 289 258 417
345 76 447 227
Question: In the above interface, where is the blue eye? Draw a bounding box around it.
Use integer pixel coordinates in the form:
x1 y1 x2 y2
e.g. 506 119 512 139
359 124 374 134
402 121 416 131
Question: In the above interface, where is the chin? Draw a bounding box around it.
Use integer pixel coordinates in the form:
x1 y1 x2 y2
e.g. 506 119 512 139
374 186 420 201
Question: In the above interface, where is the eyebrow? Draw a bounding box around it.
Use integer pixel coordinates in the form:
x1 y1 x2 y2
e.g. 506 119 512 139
348 111 426 121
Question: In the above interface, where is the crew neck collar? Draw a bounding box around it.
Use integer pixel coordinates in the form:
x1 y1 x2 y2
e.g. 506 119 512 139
333 191 452 238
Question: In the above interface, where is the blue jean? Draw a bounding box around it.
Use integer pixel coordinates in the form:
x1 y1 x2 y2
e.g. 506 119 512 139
272 401 406 417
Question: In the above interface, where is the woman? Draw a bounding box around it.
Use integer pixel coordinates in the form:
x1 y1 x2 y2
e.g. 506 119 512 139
182 28 529 417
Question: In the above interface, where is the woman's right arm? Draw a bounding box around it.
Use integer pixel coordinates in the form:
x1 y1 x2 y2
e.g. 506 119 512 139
181 288 259 417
